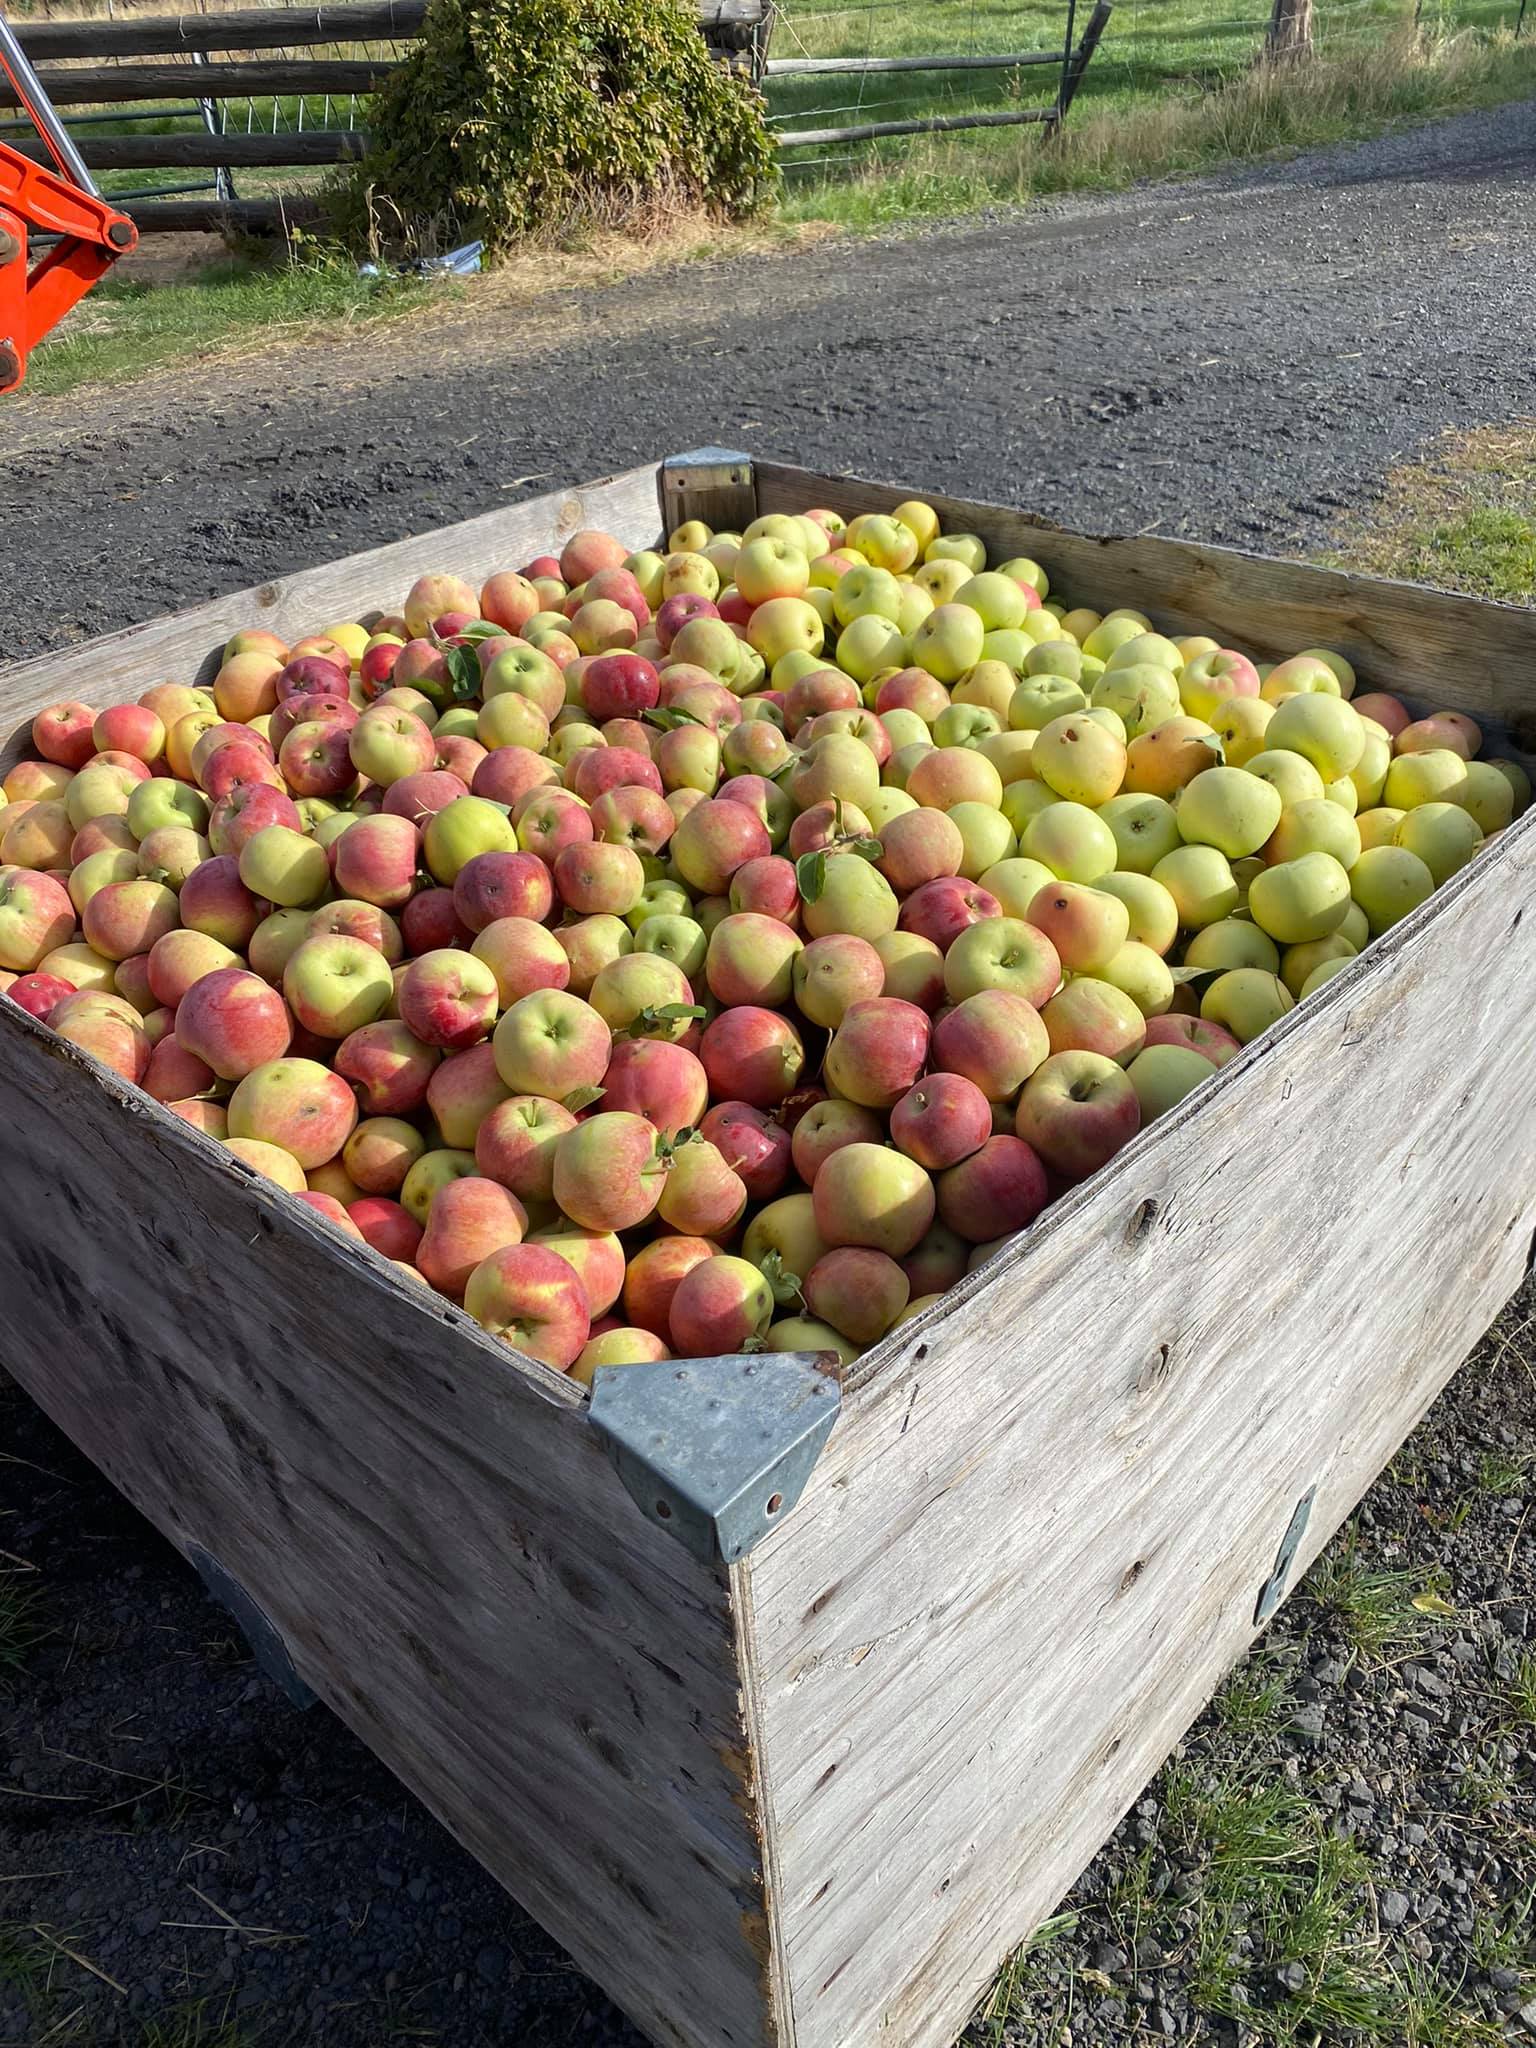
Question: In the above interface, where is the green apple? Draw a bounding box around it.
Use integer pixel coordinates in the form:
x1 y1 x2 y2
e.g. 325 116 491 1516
1102 632 1182 674
1243 749 1326 808
1151 844 1239 929
1280 931 1357 998
1127 1043 1217 1120
1349 844 1435 934
833 563 903 627
1095 871 1180 955
1098 792 1182 874
837 615 907 684
801 854 899 941
1455 761 1515 835
1000 781 1061 835
1081 616 1147 664
423 794 518 884
1264 798 1361 869
1183 918 1281 973
1032 715 1126 807
1266 694 1366 780
1246 851 1352 944
238 823 330 908
1300 956 1355 997
947 801 1016 879
1090 664 1182 739
954 571 1031 632
978 855 1057 919
746 597 824 668
1099 941 1174 1017
923 532 986 574
910 605 987 685
127 777 210 840
1199 967 1294 1044
1176 767 1283 858
1010 675 1087 731
1021 802 1118 883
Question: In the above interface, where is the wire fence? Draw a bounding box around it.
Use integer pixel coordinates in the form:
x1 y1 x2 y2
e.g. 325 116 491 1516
763 0 1526 168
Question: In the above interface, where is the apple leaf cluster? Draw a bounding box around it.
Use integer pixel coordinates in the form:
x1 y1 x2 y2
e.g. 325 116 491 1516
344 0 778 258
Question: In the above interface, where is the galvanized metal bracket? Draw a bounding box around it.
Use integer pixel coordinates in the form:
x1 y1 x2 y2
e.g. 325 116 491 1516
659 447 757 542
588 1352 842 1567
186 1543 317 1709
1253 1486 1316 1626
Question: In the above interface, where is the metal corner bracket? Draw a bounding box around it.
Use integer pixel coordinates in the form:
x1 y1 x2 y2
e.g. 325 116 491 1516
1252 1485 1316 1626
588 1351 843 1567
186 1543 317 1709
659 448 757 541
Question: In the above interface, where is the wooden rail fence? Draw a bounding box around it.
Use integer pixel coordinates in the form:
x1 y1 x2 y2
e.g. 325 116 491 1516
7 0 1107 233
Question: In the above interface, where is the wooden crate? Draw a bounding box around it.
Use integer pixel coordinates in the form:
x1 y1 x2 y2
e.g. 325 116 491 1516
3 454 1535 2048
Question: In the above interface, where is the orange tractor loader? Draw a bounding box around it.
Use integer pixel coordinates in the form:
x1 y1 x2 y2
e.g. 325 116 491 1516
0 10 138 393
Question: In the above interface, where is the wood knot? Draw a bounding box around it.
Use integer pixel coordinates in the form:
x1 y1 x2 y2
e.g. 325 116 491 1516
1125 1197 1159 1244
1135 1343 1174 1398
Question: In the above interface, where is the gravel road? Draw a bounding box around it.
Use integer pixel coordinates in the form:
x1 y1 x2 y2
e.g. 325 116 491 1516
3 99 1536 2048
2 98 1534 660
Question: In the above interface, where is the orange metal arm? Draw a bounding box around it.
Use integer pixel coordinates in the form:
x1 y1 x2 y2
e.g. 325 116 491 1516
0 19 138 393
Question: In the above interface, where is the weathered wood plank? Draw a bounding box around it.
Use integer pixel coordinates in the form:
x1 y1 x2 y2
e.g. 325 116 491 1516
14 3 429 61
755 462 1536 754
737 800 1536 2048
9 127 367 169
123 194 327 235
0 1007 774 2048
0 465 663 766
0 59 391 108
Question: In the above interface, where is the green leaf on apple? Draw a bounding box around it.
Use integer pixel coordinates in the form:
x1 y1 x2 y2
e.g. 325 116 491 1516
796 850 827 904
441 643 481 703
757 1248 804 1308
1168 966 1224 987
846 837 884 862
563 1084 606 1112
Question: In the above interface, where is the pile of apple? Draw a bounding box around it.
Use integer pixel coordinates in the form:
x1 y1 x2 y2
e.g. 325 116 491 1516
1 499 1527 1376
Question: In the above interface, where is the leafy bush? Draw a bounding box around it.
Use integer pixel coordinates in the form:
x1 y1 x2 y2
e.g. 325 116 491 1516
345 0 778 258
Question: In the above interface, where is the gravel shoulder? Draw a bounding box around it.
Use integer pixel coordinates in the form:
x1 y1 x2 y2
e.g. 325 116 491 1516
3 98 1536 2048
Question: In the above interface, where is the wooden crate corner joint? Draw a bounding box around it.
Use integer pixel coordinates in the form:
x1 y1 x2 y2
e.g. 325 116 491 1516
589 1349 843 1566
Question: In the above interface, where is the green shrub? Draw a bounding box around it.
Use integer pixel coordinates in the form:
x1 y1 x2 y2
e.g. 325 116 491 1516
345 0 779 259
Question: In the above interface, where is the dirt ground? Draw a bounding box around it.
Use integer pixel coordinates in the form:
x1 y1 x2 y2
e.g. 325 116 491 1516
3 96 1536 2048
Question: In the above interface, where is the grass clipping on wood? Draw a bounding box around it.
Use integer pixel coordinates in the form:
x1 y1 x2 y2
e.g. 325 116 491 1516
342 0 779 260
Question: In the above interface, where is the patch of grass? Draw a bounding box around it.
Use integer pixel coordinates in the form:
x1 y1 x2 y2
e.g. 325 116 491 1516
1478 1448 1533 1496
1303 1526 1452 1663
137 1996 267 2048
1330 420 1536 601
25 252 434 400
1502 1650 1536 1731
974 1911 1078 2043
0 1573 51 1684
1213 1644 1299 1742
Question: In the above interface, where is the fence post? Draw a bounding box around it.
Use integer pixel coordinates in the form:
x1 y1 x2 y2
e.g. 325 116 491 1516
1048 0 1112 132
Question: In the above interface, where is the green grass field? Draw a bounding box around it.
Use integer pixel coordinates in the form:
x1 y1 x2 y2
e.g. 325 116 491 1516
767 0 1536 222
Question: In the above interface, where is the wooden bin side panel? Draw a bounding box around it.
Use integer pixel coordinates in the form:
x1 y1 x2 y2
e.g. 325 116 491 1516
0 465 663 754
0 1014 773 2048
754 462 1536 747
739 818 1536 2048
